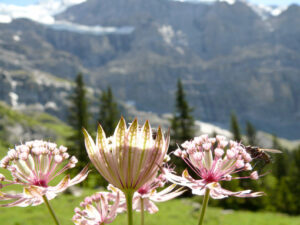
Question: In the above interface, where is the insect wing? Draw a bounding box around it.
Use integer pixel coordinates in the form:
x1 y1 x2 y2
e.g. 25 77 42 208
261 149 282 154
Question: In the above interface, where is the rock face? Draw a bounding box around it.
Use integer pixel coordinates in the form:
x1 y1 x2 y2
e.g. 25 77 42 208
0 70 73 120
0 0 300 138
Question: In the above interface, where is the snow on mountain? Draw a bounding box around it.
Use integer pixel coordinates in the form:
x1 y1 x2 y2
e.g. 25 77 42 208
49 20 135 35
172 0 288 19
244 1 288 20
0 0 292 33
0 0 134 35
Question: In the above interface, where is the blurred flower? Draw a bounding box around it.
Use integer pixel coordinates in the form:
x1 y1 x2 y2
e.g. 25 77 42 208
0 140 89 207
72 192 120 225
165 135 264 199
109 170 185 214
83 117 169 192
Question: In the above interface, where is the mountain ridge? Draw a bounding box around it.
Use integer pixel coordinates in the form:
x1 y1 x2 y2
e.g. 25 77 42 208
0 0 299 139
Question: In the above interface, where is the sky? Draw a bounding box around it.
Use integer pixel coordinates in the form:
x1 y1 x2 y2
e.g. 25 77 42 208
0 0 300 6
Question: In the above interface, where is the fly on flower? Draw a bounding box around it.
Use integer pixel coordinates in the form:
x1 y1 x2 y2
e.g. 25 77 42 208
165 135 264 199
0 140 89 207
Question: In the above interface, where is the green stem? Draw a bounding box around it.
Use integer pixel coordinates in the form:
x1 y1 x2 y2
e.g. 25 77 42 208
42 195 60 225
140 197 144 225
197 188 210 225
125 190 134 225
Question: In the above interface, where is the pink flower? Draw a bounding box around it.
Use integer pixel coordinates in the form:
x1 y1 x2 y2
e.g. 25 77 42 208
109 171 185 214
83 117 169 192
165 135 264 199
0 140 89 207
133 174 185 214
72 192 120 225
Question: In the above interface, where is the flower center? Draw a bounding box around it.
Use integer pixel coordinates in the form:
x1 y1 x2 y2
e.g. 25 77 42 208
32 179 48 187
138 187 149 195
203 174 218 183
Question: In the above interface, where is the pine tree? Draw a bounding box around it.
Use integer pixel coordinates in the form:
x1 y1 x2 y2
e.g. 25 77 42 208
271 135 288 179
246 121 257 146
98 86 120 136
170 79 195 177
230 112 242 142
170 79 195 146
68 73 90 171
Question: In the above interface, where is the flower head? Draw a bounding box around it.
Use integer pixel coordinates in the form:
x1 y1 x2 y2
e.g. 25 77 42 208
109 170 185 214
0 140 89 207
165 135 264 199
72 192 120 225
83 117 169 192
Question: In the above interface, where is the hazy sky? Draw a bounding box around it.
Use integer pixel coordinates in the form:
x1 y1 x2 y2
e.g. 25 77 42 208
0 0 299 6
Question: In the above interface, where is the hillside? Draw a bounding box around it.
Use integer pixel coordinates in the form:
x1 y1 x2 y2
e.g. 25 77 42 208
0 101 73 154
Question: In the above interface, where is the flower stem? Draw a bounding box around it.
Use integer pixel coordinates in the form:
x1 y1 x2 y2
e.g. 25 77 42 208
125 190 134 225
140 197 144 225
197 188 210 225
42 195 60 225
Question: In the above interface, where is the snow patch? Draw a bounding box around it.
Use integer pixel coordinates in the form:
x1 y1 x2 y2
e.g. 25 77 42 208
48 21 134 35
196 121 231 137
12 34 21 42
45 101 58 111
244 1 288 20
172 0 288 18
158 25 188 54
158 25 175 45
9 92 19 108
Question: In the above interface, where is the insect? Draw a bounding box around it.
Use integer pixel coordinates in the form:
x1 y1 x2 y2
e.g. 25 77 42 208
245 146 282 164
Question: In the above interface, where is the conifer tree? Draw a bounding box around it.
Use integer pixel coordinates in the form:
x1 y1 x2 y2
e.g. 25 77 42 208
68 73 90 170
170 79 195 177
246 121 257 146
170 79 195 147
230 112 242 142
98 86 120 136
271 135 289 179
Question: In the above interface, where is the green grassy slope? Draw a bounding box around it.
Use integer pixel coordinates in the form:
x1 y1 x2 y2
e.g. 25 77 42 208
0 192 299 225
0 101 73 157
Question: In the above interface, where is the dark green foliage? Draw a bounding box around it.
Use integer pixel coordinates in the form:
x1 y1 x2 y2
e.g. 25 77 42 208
170 79 195 174
284 146 300 214
68 73 90 171
246 121 258 146
98 86 120 136
230 113 242 142
170 79 195 146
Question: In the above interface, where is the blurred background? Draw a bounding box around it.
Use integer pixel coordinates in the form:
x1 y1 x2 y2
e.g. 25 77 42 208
0 0 300 224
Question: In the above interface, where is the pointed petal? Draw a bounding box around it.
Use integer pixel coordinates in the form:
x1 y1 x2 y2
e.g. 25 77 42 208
114 117 127 150
83 128 97 158
125 118 139 187
96 123 107 151
131 120 151 186
69 164 90 186
49 175 71 194
0 197 30 207
83 128 112 183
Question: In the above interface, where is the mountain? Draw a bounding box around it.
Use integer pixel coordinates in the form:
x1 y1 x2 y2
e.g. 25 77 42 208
0 0 299 139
